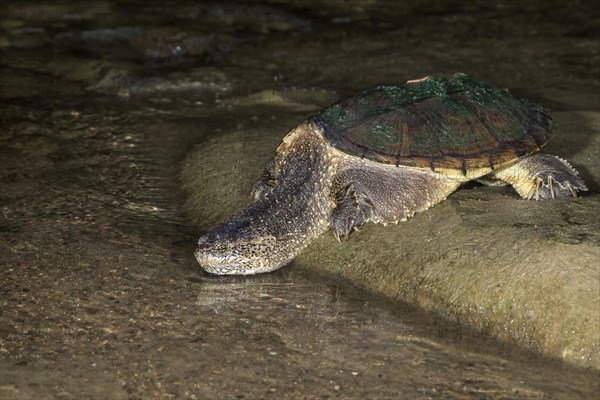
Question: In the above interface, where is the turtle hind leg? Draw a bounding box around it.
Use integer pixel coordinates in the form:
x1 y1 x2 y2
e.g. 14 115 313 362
492 154 588 200
330 166 460 240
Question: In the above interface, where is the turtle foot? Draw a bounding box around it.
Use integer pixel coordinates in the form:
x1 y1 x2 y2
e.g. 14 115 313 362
331 183 372 241
493 154 588 200
532 166 588 200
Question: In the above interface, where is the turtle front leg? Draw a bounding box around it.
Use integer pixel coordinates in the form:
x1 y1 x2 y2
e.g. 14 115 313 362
251 161 276 201
330 166 460 240
492 154 587 200
331 182 374 241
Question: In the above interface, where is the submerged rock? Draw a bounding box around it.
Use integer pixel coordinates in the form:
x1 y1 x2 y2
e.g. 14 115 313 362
182 107 600 369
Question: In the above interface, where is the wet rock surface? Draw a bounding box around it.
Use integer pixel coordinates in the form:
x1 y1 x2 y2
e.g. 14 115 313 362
1 1 599 399
185 110 600 370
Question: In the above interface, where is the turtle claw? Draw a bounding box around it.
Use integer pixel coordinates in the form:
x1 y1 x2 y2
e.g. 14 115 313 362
332 214 355 241
568 185 577 198
331 183 373 241
333 229 342 243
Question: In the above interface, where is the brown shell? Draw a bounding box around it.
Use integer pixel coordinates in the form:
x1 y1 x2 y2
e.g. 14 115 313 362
312 73 554 173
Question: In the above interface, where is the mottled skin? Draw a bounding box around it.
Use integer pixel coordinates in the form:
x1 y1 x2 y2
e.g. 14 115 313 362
196 75 587 275
196 122 334 275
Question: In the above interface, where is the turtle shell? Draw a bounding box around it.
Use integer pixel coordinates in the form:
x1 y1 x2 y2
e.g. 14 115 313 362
312 73 554 174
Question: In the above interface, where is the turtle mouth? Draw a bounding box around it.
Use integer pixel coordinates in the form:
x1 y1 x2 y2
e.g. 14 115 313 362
194 249 249 275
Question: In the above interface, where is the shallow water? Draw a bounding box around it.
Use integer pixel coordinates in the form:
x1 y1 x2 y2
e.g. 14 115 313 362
1 1 599 399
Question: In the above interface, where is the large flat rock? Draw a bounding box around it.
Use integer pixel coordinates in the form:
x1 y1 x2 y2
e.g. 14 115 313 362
182 108 600 369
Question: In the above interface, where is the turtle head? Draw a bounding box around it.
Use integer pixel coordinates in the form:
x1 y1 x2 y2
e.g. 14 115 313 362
195 206 295 275
195 120 330 275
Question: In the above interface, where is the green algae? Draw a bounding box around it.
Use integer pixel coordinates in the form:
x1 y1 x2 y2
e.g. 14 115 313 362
313 74 555 169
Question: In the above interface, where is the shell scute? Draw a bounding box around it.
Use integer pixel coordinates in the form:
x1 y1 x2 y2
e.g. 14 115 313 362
313 73 553 170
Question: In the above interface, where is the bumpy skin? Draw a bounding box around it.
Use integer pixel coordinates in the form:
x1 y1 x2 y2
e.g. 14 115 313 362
196 122 335 275
492 154 587 200
195 121 457 275
196 75 588 275
330 167 459 240
195 120 586 275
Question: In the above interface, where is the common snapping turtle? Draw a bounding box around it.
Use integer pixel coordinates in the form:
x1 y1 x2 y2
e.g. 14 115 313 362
195 73 587 275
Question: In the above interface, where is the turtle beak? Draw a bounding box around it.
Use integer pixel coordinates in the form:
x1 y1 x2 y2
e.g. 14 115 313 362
194 248 246 275
195 234 247 275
